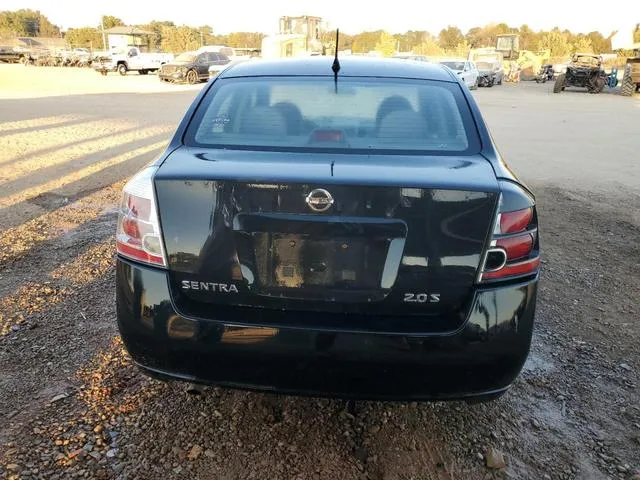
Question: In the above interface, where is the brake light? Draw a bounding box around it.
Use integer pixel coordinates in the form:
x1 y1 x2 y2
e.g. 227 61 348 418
116 167 166 267
499 208 533 234
481 203 539 282
312 130 344 142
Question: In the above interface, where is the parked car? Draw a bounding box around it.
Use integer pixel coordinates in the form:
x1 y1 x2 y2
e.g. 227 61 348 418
0 46 21 63
159 51 231 84
92 47 173 76
115 57 540 403
439 59 479 89
475 60 504 86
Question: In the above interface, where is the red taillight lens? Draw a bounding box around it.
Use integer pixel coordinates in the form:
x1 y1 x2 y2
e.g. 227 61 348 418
481 202 539 282
481 257 540 281
312 130 344 142
496 233 534 261
116 167 166 267
499 207 533 234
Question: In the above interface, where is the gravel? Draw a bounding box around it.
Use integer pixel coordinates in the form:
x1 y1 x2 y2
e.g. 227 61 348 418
1 64 639 480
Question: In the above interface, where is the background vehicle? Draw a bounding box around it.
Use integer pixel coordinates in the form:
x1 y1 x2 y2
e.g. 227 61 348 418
476 35 550 80
92 47 173 76
0 45 22 63
115 57 540 403
439 59 479 89
620 57 640 96
535 64 554 83
198 45 250 63
159 51 230 84
476 60 503 86
553 53 607 93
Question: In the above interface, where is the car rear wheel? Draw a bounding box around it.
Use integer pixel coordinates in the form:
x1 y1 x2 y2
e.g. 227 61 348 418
117 64 127 76
553 74 565 93
186 70 198 85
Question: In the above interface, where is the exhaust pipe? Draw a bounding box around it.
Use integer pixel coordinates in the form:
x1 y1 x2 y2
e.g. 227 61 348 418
185 383 206 396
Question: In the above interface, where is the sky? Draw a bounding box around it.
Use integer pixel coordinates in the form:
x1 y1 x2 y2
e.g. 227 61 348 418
4 0 637 36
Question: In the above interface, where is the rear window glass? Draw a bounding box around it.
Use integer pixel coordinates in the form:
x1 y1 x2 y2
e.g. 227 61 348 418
185 77 479 155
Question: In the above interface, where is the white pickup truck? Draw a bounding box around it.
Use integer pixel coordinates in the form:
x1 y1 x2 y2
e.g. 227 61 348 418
92 47 173 76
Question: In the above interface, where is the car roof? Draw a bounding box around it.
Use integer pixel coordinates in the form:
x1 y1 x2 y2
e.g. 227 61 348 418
218 56 455 82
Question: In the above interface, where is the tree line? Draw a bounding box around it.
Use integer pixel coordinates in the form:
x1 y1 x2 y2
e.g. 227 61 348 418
1 9 638 57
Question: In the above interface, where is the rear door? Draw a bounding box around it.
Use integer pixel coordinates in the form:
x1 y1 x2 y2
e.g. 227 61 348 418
195 53 211 78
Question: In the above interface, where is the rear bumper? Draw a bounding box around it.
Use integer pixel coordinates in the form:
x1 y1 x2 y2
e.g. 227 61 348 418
116 258 538 401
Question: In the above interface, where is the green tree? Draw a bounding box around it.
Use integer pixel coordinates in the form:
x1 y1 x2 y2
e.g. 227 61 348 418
351 30 384 53
66 27 104 49
0 9 60 37
320 30 353 51
449 40 470 57
137 20 175 51
101 15 124 29
572 35 593 53
160 25 200 53
374 31 396 57
518 24 539 50
586 31 609 53
438 26 464 50
402 30 431 50
413 38 444 56
226 32 266 49
537 29 571 57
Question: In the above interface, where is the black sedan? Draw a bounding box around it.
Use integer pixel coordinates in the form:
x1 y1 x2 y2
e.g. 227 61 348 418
158 51 230 84
116 57 540 402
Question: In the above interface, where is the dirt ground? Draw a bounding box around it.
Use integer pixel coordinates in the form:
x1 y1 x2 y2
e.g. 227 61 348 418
0 64 639 480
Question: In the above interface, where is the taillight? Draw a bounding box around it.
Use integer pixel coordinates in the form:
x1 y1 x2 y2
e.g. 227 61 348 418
116 167 166 267
480 198 540 282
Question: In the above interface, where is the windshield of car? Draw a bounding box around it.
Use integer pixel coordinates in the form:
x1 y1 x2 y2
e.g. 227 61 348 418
475 62 493 70
185 77 479 155
175 52 197 62
440 61 465 71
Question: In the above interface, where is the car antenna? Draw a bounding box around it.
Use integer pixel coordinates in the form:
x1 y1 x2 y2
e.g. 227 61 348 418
332 29 340 93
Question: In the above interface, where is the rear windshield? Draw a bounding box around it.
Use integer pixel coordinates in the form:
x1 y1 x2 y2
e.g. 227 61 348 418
185 76 480 155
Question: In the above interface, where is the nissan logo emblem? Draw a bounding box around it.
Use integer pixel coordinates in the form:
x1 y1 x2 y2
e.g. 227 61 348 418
305 188 334 212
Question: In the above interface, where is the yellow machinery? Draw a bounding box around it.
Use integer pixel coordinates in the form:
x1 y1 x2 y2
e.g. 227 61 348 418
477 34 551 81
515 49 551 80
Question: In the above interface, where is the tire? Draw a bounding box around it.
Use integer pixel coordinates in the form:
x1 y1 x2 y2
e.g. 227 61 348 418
139 69 148 75
553 74 565 93
186 69 198 85
117 64 127 76
592 77 605 94
620 67 635 97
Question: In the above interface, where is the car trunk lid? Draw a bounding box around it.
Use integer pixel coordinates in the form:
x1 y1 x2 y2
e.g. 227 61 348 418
154 148 499 332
